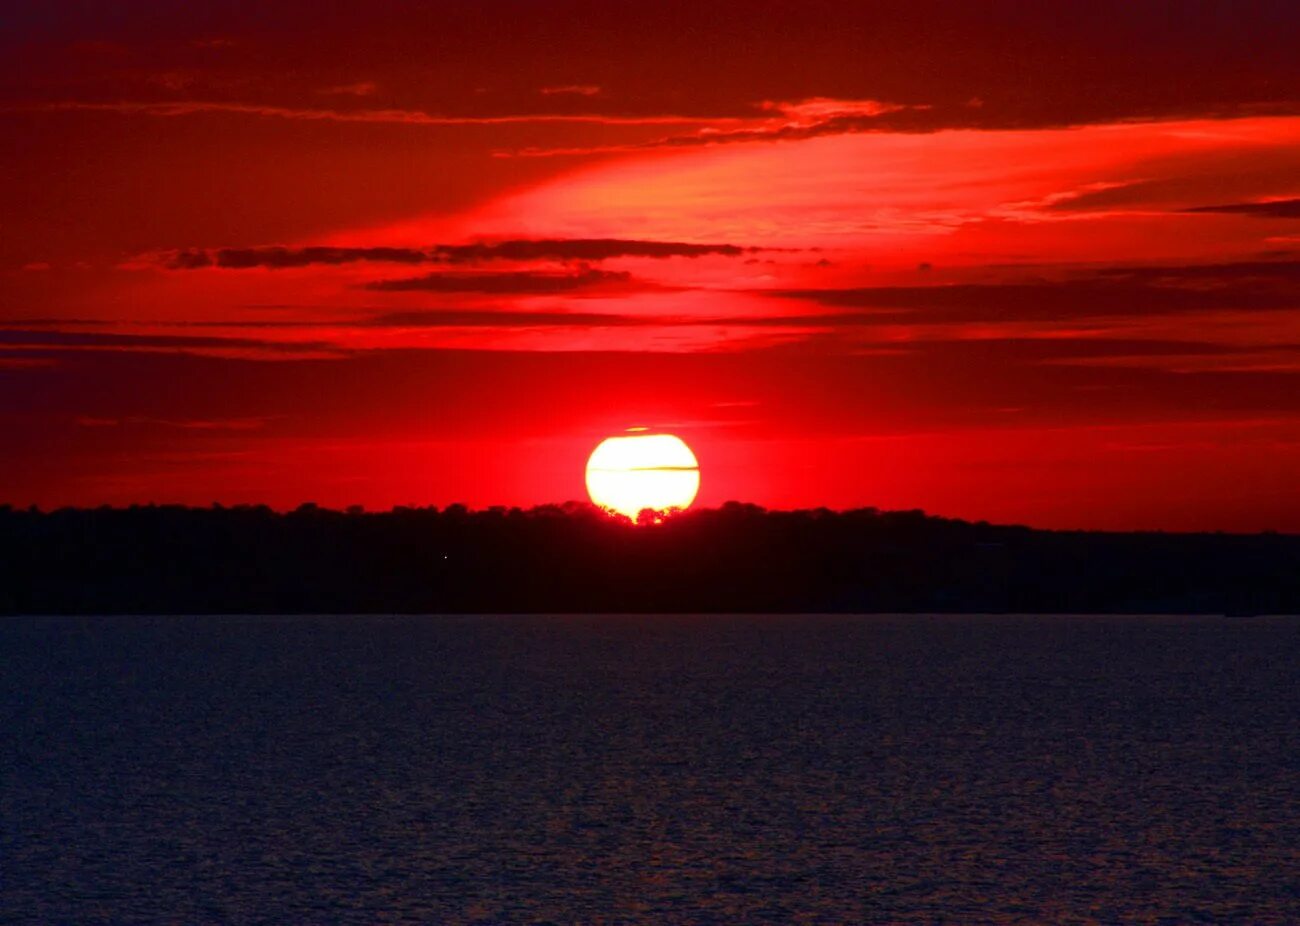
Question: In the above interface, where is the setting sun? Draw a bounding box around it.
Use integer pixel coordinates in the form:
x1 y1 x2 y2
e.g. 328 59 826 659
585 432 700 519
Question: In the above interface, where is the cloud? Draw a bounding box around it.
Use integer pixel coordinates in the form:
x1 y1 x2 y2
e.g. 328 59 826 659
361 309 655 328
319 81 379 97
766 283 1251 319
759 97 911 121
504 98 934 156
362 268 636 294
9 100 720 128
431 239 756 263
11 331 1298 438
166 246 430 270
1184 198 1300 218
24 96 1300 164
500 100 1300 158
169 308 804 330
1044 179 1199 212
19 322 1295 391
770 261 1300 322
0 357 56 369
162 238 760 270
1095 259 1300 284
0 328 337 357
1043 170 1300 216
11 96 964 161
540 85 602 96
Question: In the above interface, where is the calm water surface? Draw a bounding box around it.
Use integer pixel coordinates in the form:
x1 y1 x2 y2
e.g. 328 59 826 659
2 614 1298 924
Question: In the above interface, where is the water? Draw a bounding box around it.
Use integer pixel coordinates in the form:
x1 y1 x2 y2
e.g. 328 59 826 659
2 614 1297 924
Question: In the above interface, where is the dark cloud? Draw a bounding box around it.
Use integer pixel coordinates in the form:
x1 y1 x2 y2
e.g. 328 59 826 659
9 100 703 128
0 328 334 353
1046 178 1300 215
1046 179 1208 213
432 239 755 263
25 96 1300 162
503 108 968 156
503 102 1300 157
771 262 1300 321
1095 259 1300 284
362 268 635 294
163 239 757 270
1184 198 1300 218
890 337 1291 363
166 250 214 269
362 309 654 328
166 246 430 270
9 2 1300 142
0 317 113 326
539 85 602 96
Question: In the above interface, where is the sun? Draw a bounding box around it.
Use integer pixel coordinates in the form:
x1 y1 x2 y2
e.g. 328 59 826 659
585 432 700 519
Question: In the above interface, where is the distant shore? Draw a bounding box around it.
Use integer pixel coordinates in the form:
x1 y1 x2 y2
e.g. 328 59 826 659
2 503 1296 615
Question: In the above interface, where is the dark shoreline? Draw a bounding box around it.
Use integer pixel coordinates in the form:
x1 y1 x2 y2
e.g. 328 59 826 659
3 502 1297 615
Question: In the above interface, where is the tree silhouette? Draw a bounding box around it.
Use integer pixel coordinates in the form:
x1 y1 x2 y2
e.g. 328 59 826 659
0 502 1295 615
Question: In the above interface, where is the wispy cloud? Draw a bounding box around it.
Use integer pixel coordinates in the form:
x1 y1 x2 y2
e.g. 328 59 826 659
7 99 728 128
23 95 1289 163
318 81 379 97
540 85 602 97
0 328 339 359
497 100 1300 158
501 97 926 156
1185 198 1300 218
770 260 1300 321
759 97 912 121
362 267 637 294
360 309 659 328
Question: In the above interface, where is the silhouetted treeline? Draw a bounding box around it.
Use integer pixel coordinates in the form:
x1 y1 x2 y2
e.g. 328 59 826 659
1 502 1297 615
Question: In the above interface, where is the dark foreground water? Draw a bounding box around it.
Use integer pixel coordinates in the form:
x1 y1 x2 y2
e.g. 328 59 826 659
2 615 1298 924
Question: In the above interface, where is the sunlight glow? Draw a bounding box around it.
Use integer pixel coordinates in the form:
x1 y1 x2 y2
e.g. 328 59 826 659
585 433 700 519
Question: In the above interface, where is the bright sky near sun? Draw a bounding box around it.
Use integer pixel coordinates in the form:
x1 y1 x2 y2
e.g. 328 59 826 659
3 1 1300 530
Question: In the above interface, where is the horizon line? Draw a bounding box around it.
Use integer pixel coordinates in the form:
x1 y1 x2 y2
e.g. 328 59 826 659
1 500 1293 537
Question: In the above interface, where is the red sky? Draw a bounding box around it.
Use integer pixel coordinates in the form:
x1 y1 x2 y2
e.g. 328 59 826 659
3 1 1300 530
